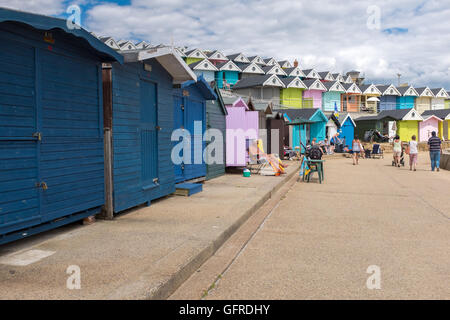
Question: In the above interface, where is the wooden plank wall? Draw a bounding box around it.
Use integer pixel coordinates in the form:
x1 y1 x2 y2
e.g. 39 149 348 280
111 60 175 213
205 100 226 180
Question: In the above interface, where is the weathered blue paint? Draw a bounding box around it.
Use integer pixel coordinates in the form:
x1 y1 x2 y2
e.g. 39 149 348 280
173 76 216 182
215 71 239 89
0 11 118 243
396 96 415 109
378 95 397 112
109 60 176 213
339 117 355 149
0 8 122 63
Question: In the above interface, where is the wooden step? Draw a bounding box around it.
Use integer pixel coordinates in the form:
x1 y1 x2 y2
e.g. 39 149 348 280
174 183 203 197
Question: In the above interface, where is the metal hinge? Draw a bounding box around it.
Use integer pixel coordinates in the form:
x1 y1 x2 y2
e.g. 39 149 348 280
32 132 42 141
181 104 185 111
153 178 159 184
181 164 185 170
35 182 48 190
155 125 161 131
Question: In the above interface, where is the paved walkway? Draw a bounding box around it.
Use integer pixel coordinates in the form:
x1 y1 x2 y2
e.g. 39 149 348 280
173 152 450 299
0 163 299 299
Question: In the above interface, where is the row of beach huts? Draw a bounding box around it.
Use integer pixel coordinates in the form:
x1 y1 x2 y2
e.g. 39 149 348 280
98 33 450 145
1 8 449 245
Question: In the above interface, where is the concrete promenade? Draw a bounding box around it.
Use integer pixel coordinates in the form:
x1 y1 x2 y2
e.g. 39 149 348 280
172 152 450 300
0 162 299 299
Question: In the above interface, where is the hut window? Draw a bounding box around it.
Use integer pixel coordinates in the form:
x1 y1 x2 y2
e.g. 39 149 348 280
390 89 393 94
296 81 299 86
128 45 132 49
204 63 208 68
110 41 114 46
371 88 374 92
196 52 200 56
272 78 276 84
296 71 299 75
275 68 279 73
316 83 320 88
229 64 233 69
252 66 256 71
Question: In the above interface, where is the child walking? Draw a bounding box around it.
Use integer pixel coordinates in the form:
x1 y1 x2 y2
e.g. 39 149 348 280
408 135 418 171
352 136 363 165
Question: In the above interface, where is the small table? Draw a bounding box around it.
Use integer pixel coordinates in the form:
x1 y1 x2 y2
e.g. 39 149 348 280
303 159 324 183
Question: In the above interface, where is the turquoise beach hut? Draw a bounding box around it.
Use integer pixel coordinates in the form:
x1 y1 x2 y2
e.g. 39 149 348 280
396 86 419 109
281 108 328 152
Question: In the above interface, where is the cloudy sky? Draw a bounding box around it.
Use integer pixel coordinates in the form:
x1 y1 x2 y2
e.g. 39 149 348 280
2 0 450 88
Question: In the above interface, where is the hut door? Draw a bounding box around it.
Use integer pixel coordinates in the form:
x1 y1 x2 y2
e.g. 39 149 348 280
173 95 185 182
38 49 104 222
184 97 206 180
0 40 41 234
140 80 158 186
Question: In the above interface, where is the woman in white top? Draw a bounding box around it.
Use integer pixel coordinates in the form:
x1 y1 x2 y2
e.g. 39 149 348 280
409 135 418 171
392 135 402 167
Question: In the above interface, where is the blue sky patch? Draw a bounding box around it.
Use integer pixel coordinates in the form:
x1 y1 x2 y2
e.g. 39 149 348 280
382 27 409 35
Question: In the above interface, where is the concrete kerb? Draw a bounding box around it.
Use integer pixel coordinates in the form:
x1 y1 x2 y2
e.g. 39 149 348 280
147 162 301 300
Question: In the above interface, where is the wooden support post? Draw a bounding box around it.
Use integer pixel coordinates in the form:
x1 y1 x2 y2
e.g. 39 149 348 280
100 64 114 220
102 128 114 220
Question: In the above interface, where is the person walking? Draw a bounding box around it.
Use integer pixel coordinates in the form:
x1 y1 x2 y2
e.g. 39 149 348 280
408 135 418 171
392 135 402 167
351 136 363 165
428 131 443 172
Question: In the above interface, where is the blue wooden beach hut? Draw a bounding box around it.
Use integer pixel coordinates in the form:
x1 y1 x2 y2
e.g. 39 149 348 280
0 8 122 244
376 84 401 112
103 48 196 216
173 76 217 183
337 113 356 149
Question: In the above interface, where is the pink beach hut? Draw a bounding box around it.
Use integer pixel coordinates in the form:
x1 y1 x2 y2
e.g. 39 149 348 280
302 79 327 109
224 96 259 166
419 115 442 142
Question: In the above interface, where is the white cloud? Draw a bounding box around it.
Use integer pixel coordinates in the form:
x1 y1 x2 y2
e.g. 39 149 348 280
2 0 450 88
0 0 66 15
